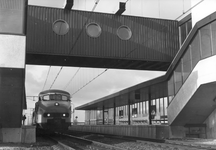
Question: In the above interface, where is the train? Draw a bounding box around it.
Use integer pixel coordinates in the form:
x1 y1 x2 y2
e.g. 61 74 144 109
32 89 72 130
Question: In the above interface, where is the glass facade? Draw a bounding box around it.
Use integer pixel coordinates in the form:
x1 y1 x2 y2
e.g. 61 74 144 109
180 19 192 45
200 25 212 58
168 20 216 104
211 21 216 55
182 47 192 82
174 61 183 94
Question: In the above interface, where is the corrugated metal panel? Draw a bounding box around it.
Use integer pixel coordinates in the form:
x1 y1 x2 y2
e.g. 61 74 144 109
27 6 179 62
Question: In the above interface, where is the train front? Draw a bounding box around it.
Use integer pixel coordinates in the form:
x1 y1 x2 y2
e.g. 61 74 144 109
35 90 72 130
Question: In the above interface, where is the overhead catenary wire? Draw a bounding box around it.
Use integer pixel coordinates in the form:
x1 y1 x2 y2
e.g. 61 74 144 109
71 68 108 96
48 0 100 90
49 66 63 89
42 66 51 91
70 39 144 96
64 67 81 90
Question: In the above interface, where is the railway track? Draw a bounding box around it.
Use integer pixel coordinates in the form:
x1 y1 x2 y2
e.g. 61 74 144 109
49 130 216 150
49 132 125 150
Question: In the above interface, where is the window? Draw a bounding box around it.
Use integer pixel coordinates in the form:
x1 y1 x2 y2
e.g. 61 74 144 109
180 23 187 44
43 95 50 101
187 20 192 34
117 25 132 40
42 94 69 101
200 25 212 58
119 110 123 118
179 18 192 45
191 34 201 68
135 89 140 99
62 95 68 100
182 47 192 82
211 21 216 55
53 19 69 35
86 22 102 38
174 62 183 94
168 75 175 103
132 108 137 117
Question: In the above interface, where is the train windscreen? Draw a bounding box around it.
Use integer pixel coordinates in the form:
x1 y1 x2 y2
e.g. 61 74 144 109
42 94 69 101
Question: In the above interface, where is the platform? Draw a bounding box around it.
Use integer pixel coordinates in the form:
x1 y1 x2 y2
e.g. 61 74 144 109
69 125 170 139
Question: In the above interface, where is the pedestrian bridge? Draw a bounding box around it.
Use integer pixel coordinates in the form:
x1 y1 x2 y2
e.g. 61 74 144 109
26 5 179 71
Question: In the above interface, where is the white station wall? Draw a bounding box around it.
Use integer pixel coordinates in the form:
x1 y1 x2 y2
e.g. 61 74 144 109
192 0 216 27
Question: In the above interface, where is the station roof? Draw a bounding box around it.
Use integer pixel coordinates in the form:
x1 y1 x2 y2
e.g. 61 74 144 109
75 75 167 110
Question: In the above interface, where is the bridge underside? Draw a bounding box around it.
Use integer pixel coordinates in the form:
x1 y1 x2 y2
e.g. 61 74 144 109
26 53 171 70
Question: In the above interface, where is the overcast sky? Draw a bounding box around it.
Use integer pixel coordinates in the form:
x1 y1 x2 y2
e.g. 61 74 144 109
25 0 192 122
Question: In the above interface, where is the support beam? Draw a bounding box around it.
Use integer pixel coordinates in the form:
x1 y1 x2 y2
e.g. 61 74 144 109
64 0 74 10
115 2 126 15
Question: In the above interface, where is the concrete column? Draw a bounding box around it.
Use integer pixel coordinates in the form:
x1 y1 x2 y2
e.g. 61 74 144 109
113 101 116 125
102 106 105 125
128 93 131 125
0 0 27 143
148 89 152 125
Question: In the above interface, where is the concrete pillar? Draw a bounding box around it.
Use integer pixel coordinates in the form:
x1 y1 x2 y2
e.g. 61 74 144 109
0 0 27 142
102 106 105 125
113 101 116 125
148 89 152 125
128 93 131 125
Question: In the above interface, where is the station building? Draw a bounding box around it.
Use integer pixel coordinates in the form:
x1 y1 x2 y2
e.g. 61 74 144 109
73 1 216 139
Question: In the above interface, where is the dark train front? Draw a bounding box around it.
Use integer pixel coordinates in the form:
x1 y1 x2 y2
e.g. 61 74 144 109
32 89 72 130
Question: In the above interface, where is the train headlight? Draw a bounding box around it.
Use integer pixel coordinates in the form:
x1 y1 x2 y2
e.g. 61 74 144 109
63 114 66 117
43 113 52 117
54 102 59 106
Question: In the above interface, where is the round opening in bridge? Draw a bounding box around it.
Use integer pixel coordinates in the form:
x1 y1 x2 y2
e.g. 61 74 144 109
86 22 102 38
53 19 69 35
117 25 132 40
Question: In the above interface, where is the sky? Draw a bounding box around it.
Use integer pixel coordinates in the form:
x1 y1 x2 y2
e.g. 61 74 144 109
25 0 192 122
